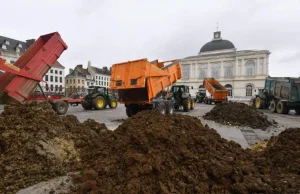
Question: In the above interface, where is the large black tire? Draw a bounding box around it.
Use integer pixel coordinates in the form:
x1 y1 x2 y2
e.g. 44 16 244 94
270 100 277 113
54 101 68 115
255 97 265 109
109 99 118 109
166 102 174 115
93 96 106 110
82 100 92 110
183 97 191 112
190 99 195 110
126 107 135 117
154 102 166 115
295 108 300 114
276 101 289 114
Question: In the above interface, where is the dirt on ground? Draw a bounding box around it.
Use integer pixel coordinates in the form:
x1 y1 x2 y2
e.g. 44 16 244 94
1 103 299 194
253 128 300 193
0 102 108 194
71 110 274 194
203 102 274 130
111 119 126 123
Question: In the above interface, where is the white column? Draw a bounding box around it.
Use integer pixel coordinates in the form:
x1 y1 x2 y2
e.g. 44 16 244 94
241 59 244 76
189 64 192 80
235 59 239 76
256 58 260 75
264 55 268 75
208 62 211 77
220 61 224 78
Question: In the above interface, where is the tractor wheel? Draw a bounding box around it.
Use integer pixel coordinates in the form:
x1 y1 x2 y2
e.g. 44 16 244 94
93 96 106 110
109 99 118 109
270 100 277 113
82 100 92 110
54 101 68 115
276 101 289 114
154 102 166 115
255 97 265 109
174 105 179 110
190 99 195 110
249 98 255 107
183 97 191 112
166 102 174 115
295 108 300 114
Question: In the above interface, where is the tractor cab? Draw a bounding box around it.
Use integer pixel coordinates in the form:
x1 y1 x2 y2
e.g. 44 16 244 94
169 85 195 112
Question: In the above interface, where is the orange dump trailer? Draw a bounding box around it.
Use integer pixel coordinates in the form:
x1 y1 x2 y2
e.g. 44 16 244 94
203 78 228 104
110 58 182 117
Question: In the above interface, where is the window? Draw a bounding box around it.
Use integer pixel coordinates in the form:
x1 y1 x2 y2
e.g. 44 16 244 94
82 80 84 84
5 40 9 45
224 67 233 78
73 79 75 84
101 81 103 85
211 68 220 79
18 43 22 48
87 82 90 86
199 69 207 79
50 76 53 82
78 79 80 84
59 71 62 75
50 85 53 91
225 84 233 97
54 76 58 82
246 85 253 96
16 48 20 53
55 70 58 74
45 75 49 81
2 45 6 49
55 85 58 91
66 79 68 84
96 76 98 80
50 69 53 73
182 65 190 80
60 77 62 83
245 60 255 77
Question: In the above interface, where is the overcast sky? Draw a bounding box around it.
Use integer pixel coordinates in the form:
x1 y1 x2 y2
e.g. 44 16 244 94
2 0 300 76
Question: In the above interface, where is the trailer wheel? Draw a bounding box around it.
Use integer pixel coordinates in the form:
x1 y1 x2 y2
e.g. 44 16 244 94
82 100 92 110
126 107 134 117
166 102 174 115
155 102 166 115
270 100 277 113
54 101 68 115
276 101 289 114
183 97 191 112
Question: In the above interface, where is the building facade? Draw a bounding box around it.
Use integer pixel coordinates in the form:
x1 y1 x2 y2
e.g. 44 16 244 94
40 61 65 93
65 69 87 96
87 61 111 88
178 31 270 99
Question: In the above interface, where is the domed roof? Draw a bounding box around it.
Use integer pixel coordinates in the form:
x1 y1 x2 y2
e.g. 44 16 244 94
200 39 235 53
199 31 235 53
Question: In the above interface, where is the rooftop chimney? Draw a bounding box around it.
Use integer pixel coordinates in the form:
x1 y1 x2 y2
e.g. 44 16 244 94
26 39 36 46
69 68 73 74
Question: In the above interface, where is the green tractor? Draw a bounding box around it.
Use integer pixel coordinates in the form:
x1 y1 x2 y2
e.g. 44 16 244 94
168 85 195 112
195 90 206 103
82 86 118 110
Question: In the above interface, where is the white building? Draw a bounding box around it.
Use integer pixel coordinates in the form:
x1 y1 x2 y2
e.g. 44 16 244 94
41 61 65 93
178 31 270 99
87 61 111 88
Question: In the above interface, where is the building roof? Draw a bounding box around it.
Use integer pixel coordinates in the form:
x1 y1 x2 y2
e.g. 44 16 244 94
52 61 65 69
66 69 86 78
91 66 111 75
200 39 235 53
0 35 31 54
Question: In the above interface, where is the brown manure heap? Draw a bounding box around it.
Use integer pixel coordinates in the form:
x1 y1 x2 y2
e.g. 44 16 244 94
0 102 108 193
71 110 273 194
203 102 273 130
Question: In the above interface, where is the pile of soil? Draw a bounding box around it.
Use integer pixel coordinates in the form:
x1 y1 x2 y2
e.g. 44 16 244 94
0 102 108 193
203 102 273 129
254 128 300 193
71 110 273 193
111 119 126 123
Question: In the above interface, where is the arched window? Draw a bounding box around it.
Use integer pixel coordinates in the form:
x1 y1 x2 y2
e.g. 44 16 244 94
225 84 233 97
181 64 190 80
246 84 253 96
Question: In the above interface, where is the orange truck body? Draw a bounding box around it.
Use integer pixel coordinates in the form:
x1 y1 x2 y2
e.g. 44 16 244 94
110 58 182 105
203 78 228 102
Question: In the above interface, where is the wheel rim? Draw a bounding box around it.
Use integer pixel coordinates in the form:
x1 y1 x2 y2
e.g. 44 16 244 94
255 98 260 108
249 100 253 106
188 99 191 108
161 107 166 114
59 104 65 111
111 101 117 107
169 106 174 114
97 99 104 107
